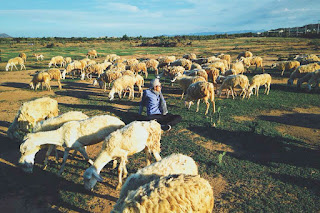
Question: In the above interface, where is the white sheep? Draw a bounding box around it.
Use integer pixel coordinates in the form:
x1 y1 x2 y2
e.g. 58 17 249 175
46 68 63 90
48 56 65 68
29 71 52 91
247 73 272 99
271 61 300 76
114 153 198 206
108 75 137 100
190 62 202 70
217 53 231 69
184 69 208 81
19 53 27 62
287 63 320 86
203 61 226 74
237 50 253 59
93 71 123 91
33 53 44 61
105 54 120 62
297 69 320 91
83 120 162 190
203 66 220 83
144 59 159 75
6 57 26 71
218 74 249 99
161 66 185 81
19 114 125 174
183 53 197 60
111 174 214 213
185 81 215 115
230 61 245 75
170 58 192 70
64 57 72 64
130 62 148 78
32 111 89 169
86 50 98 58
171 73 206 99
7 97 58 142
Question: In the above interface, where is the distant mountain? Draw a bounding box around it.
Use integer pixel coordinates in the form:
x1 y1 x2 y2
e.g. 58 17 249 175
0 33 12 38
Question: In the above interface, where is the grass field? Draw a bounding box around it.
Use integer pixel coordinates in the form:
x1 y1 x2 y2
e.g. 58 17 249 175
0 37 319 212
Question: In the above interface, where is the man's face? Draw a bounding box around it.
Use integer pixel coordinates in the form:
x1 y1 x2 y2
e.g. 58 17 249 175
154 84 162 92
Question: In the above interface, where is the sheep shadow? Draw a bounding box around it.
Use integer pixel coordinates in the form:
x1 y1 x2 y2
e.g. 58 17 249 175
0 136 117 212
259 113 320 129
0 82 30 89
271 83 320 94
187 126 320 169
55 89 106 100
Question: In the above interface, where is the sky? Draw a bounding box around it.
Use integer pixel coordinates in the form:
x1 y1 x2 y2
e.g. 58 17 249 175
0 0 319 38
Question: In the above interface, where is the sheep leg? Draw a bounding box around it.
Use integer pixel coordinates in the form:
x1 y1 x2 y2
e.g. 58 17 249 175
14 64 18 71
112 159 118 169
43 145 55 170
266 83 270 95
144 147 152 166
196 99 201 112
231 88 235 99
256 86 260 97
76 146 94 165
116 156 127 190
181 92 184 100
58 148 71 175
205 99 210 115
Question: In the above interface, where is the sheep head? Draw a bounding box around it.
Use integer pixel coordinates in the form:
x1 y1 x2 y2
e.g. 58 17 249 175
19 137 41 173
83 166 103 191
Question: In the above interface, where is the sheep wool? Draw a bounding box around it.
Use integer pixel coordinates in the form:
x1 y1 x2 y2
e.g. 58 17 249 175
83 120 162 191
6 57 26 71
7 97 58 142
185 81 215 115
287 63 320 85
247 73 272 99
33 111 88 133
19 114 125 174
112 174 214 213
29 71 52 91
218 74 249 99
271 61 300 76
109 75 136 100
116 153 198 204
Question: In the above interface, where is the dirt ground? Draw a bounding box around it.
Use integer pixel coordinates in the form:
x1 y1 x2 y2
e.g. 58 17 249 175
0 60 319 212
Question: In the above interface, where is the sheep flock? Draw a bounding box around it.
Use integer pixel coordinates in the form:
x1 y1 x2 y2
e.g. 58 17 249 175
3 47 320 212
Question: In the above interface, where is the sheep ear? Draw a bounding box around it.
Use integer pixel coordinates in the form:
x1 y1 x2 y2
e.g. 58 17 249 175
93 172 103 182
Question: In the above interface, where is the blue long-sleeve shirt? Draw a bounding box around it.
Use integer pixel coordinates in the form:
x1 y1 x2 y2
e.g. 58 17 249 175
139 89 168 116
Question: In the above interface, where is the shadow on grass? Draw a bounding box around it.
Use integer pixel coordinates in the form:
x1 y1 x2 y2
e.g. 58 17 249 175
1 82 29 89
269 173 320 193
188 126 320 169
259 113 320 129
0 135 117 212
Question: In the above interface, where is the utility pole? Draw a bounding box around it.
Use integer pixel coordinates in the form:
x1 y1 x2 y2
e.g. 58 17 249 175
317 20 320 34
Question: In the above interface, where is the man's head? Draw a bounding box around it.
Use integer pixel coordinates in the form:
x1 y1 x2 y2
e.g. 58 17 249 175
150 78 162 92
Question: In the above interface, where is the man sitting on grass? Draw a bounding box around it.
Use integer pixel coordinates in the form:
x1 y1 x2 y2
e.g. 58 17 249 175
138 78 182 131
